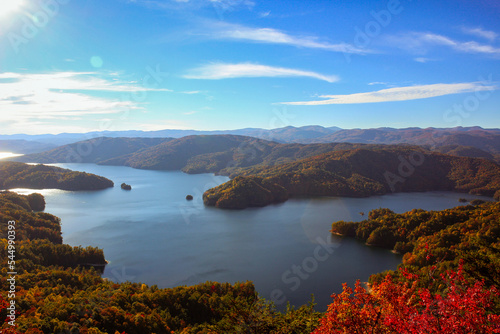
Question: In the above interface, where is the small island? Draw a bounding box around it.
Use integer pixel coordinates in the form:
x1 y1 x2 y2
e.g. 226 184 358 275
121 183 132 190
186 194 193 200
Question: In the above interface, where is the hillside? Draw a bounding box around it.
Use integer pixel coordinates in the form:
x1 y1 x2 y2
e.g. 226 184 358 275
0 161 114 191
204 147 500 209
14 137 172 164
106 135 278 170
96 135 367 174
331 201 500 292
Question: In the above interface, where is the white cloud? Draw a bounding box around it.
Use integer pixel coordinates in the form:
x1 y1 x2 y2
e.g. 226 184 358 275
414 57 435 63
208 0 254 10
280 82 497 105
368 82 388 86
128 0 253 11
183 62 339 82
180 90 202 94
387 32 500 56
461 27 497 41
209 22 370 54
0 71 170 128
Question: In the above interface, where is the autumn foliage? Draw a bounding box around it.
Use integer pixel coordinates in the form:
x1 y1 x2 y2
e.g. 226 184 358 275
2 189 500 333
314 264 500 334
0 161 114 191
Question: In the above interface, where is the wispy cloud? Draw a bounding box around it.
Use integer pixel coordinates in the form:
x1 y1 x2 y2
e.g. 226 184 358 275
414 57 435 63
209 0 255 11
368 82 388 86
127 0 254 11
280 82 497 105
386 32 500 56
180 90 202 94
461 27 497 41
183 62 339 82
0 71 170 126
208 22 370 54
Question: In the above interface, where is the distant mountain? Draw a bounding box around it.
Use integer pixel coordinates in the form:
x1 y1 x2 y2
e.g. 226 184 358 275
204 147 500 209
0 161 114 191
312 127 500 161
0 125 343 147
2 126 499 162
239 125 341 143
15 137 173 164
0 140 57 154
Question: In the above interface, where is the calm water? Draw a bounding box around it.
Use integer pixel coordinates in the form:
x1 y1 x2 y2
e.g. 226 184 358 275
12 163 492 310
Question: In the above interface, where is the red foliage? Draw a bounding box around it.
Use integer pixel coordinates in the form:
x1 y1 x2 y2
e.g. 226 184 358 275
313 265 500 334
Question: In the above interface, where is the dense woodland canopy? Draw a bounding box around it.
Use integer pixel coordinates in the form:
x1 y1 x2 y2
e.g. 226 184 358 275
332 201 500 292
0 162 114 191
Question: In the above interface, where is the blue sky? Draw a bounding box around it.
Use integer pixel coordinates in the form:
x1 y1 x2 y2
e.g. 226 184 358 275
0 0 499 134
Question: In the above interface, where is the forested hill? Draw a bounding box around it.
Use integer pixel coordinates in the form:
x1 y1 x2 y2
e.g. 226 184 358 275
115 135 372 173
203 147 500 209
0 161 114 191
14 137 172 164
106 135 279 170
331 201 500 293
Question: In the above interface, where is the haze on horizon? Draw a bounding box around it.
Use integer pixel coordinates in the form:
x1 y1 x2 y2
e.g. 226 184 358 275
1 0 499 135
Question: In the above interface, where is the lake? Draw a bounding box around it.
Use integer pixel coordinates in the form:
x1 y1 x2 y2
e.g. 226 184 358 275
11 163 492 310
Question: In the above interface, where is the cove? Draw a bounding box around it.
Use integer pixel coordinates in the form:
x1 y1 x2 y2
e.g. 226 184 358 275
16 163 492 310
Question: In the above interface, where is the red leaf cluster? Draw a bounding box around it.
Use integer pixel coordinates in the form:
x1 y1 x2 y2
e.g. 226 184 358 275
313 265 500 333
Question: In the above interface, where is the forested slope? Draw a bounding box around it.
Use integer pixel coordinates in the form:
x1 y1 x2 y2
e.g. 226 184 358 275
204 147 500 209
0 162 114 191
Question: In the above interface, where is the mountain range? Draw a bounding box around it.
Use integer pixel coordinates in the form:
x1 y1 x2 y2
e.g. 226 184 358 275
0 125 500 154
2 126 499 163
0 125 342 148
